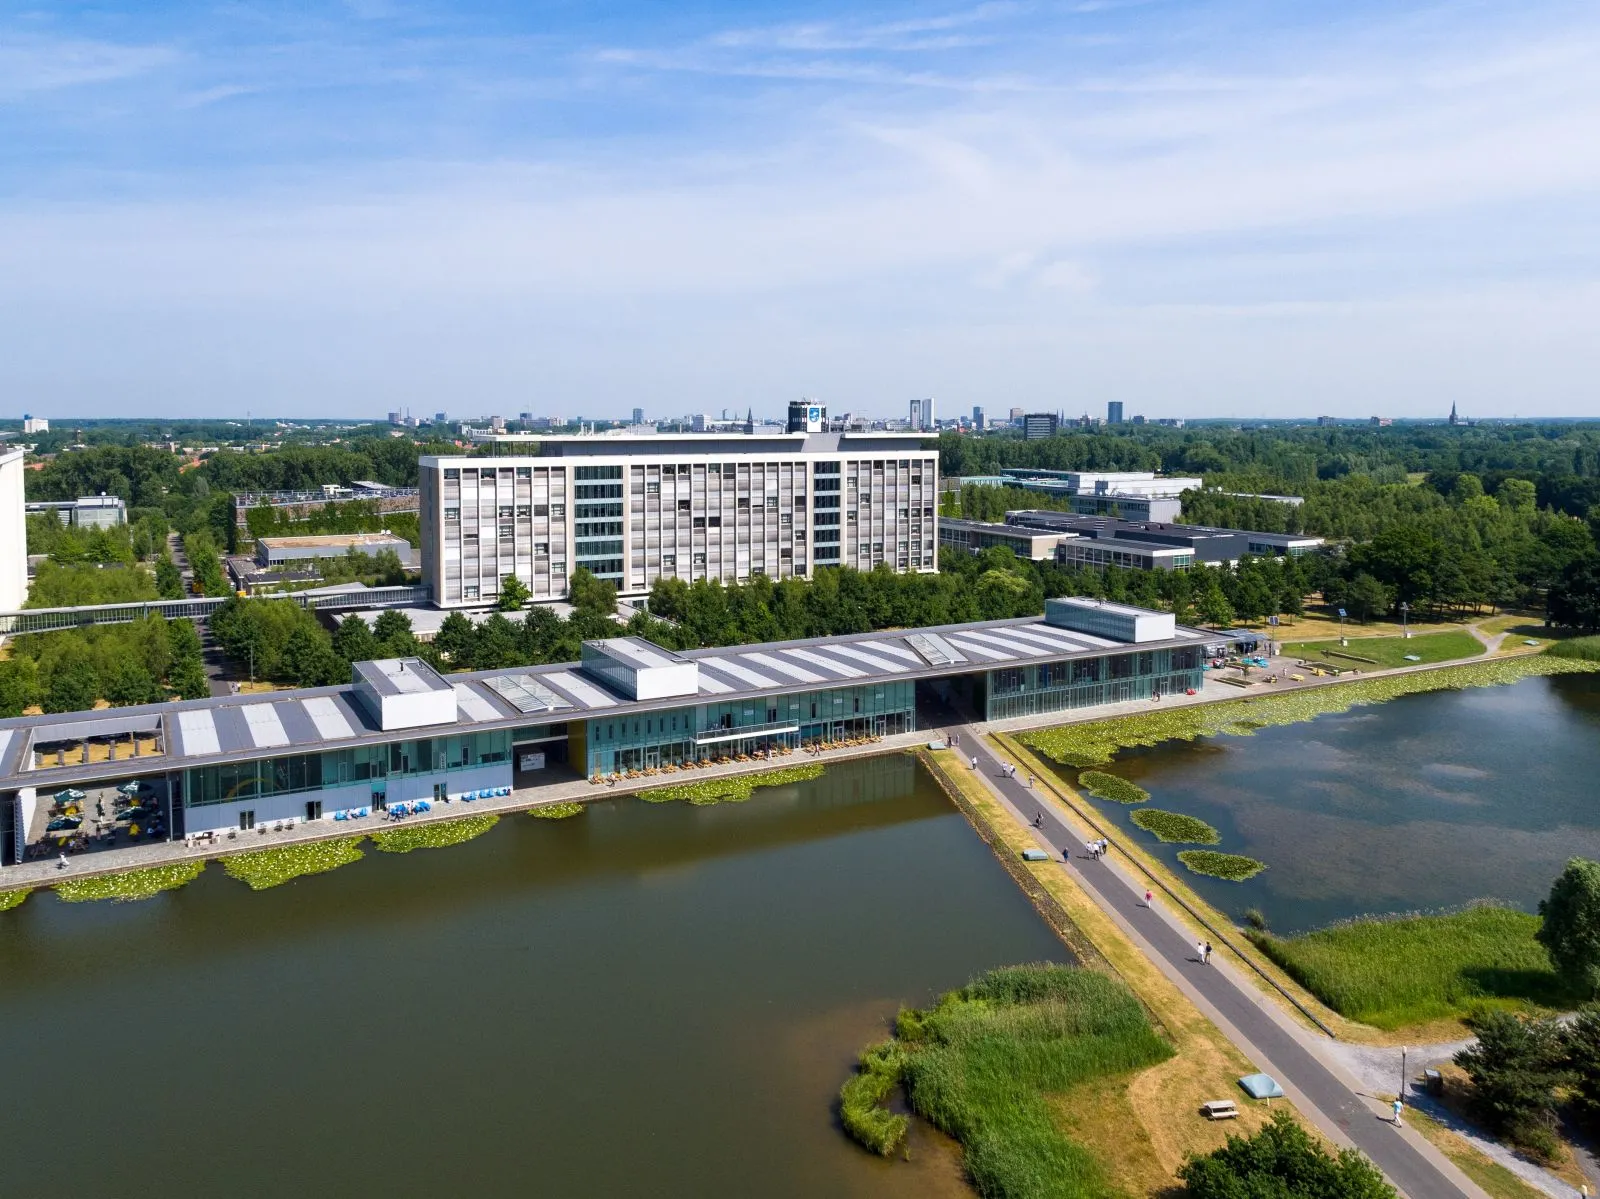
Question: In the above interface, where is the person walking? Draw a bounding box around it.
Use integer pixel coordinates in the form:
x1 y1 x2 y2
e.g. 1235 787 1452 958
1144 889 1154 907
1197 939 1207 965
1032 812 1042 829
970 755 978 770
1204 940 1213 964
57 851 68 871
1391 1097 1403 1126
1062 846 1071 863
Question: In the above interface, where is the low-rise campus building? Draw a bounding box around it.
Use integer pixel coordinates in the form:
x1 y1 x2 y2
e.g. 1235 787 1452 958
0 601 1210 862
255 532 413 568
25 495 127 529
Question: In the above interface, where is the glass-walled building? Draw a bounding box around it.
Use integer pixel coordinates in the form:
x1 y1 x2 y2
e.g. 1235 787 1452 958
977 647 1204 721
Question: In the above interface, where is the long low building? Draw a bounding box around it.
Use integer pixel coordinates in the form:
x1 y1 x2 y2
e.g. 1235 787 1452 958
256 533 413 568
0 600 1211 860
1006 511 1324 567
937 517 1067 561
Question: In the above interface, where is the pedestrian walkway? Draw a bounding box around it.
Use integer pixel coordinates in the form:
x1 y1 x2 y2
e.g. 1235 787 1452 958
960 724 1483 1199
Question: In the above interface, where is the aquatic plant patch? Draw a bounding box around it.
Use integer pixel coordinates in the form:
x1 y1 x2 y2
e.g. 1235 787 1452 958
54 861 206 903
1077 770 1149 804
637 763 825 806
1177 851 1266 882
1130 809 1220 845
1021 656 1599 768
1250 904 1573 1029
528 802 584 819
372 815 498 854
222 837 365 890
0 888 32 912
837 963 1172 1195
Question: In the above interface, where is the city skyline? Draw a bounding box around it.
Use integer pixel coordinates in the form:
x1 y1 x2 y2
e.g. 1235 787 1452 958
3 1 1597 419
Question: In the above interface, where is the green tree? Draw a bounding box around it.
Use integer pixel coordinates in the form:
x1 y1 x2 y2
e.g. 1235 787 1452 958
1537 858 1600 996
45 656 100 713
433 611 479 664
332 613 379 664
1195 575 1235 628
568 568 617 620
1548 556 1600 632
282 626 350 687
154 556 185 599
1178 1110 1394 1199
0 658 40 717
498 573 532 611
103 659 161 707
170 656 211 701
1454 1010 1571 1158
1342 572 1394 623
372 609 417 658
1562 1003 1600 1128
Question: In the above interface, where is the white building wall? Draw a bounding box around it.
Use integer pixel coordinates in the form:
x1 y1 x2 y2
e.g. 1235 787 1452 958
180 763 513 836
421 444 939 606
0 449 27 614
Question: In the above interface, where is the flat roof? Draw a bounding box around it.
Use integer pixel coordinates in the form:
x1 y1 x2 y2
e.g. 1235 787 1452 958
259 533 408 549
939 518 1064 538
0 611 1204 792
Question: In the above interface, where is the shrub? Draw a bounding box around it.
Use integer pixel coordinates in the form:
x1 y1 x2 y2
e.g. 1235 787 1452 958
223 837 365 890
1563 1003 1600 1127
1455 1010 1571 1160
1130 809 1220 844
1179 1110 1394 1198
529 802 584 819
372 815 498 854
1177 851 1266 882
1077 770 1148 804
54 861 205 903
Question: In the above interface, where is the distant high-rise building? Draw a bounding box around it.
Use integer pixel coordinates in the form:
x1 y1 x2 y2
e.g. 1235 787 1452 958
1009 408 1024 423
437 412 450 423
909 398 923 430
1131 414 1146 426
387 411 403 425
1107 401 1124 424
923 397 936 431
972 405 985 428
21 415 48 435
788 400 826 433
490 415 506 433
1023 414 1060 441
633 408 645 426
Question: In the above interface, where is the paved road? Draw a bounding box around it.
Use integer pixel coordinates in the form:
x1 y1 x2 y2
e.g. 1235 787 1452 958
962 726 1479 1199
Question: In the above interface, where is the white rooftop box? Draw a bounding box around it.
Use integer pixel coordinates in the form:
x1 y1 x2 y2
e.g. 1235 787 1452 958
1045 597 1176 644
352 658 458 731
580 638 699 701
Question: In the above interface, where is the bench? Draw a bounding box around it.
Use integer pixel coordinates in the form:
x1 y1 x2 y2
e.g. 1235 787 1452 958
1201 1100 1240 1120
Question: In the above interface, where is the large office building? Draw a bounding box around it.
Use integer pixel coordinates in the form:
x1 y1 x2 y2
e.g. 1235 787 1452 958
1022 413 1060 440
0 600 1211 858
937 518 1069 561
1004 510 1324 570
970 469 1204 522
0 449 26 613
419 421 939 606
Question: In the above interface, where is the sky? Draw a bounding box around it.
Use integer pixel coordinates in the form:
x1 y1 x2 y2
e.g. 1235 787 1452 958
2 0 1598 422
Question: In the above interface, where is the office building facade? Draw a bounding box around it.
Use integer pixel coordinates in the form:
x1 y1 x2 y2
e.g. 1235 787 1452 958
420 430 939 606
1107 401 1124 424
1022 413 1059 440
0 449 26 613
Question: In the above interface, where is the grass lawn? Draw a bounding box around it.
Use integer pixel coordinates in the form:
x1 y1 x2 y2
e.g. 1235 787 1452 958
1251 905 1576 1030
1281 629 1484 670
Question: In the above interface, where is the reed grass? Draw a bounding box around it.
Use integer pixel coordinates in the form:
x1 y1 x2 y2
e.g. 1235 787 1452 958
1020 656 1598 768
1076 770 1149 804
1130 809 1220 844
529 802 584 819
54 861 206 903
1250 904 1573 1029
222 837 365 890
838 1041 910 1156
1546 636 1600 662
1176 851 1265 882
837 963 1172 1195
637 763 824 806
371 814 498 854
0 888 29 912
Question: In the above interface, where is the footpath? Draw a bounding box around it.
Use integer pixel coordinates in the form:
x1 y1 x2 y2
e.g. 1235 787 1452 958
958 721 1485 1199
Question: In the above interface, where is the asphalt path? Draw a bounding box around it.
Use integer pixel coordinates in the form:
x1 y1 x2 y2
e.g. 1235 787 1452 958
961 726 1479 1199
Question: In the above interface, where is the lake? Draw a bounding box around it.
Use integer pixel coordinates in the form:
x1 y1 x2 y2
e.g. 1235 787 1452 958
0 754 1064 1198
1068 673 1600 934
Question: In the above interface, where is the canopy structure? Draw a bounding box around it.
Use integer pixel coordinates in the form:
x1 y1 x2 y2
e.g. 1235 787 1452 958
1238 1073 1284 1100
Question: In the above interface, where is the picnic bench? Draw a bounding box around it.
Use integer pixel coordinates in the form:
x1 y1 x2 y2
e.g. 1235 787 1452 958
1200 1099 1239 1120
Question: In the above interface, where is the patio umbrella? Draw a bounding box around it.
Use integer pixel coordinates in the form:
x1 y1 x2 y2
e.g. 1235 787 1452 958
117 782 141 795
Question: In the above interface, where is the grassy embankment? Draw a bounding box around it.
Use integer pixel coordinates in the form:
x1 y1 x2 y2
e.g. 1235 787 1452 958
921 748 1294 1192
1281 629 1484 669
1250 905 1576 1030
947 746 1556 1197
840 964 1174 1196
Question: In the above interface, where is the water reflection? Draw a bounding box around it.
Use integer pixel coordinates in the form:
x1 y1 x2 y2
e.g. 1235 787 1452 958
0 754 1063 1199
1068 674 1600 934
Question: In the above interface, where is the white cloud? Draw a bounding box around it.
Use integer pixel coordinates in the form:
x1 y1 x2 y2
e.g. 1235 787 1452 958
0 33 176 97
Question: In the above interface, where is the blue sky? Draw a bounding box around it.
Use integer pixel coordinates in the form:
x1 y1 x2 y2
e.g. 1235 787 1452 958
2 0 1598 420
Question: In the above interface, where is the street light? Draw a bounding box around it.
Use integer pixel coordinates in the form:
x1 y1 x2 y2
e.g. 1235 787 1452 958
1399 601 1410 640
1337 607 1347 647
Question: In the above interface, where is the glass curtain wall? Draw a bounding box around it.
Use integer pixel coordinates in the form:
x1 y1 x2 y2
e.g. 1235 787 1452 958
982 648 1204 720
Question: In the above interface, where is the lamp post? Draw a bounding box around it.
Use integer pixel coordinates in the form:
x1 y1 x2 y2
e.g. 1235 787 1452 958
1399 601 1410 640
1337 607 1347 647
1400 1045 1408 1107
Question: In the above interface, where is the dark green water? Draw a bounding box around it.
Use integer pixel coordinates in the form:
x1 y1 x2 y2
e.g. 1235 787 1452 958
0 755 1064 1198
1069 673 1600 934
